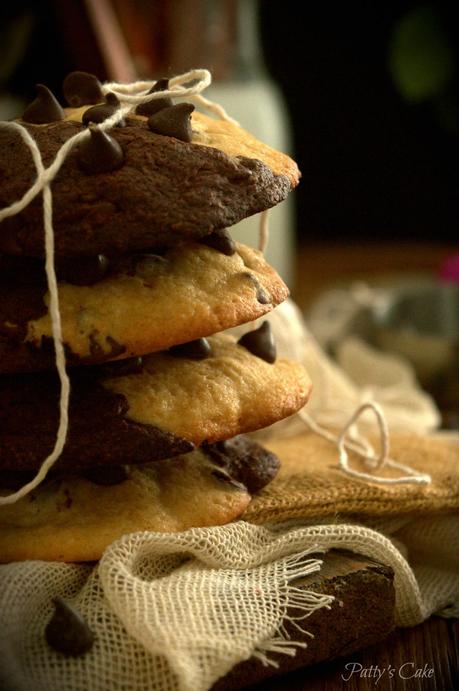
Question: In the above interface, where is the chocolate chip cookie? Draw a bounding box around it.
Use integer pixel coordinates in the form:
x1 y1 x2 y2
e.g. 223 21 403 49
0 436 279 562
0 243 288 372
0 334 311 473
0 105 299 257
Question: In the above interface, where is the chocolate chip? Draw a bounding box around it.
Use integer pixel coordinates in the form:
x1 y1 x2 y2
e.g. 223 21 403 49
240 272 271 304
256 287 271 304
82 465 130 485
105 92 120 107
136 78 173 116
211 468 246 491
148 103 195 142
202 441 229 468
237 321 276 363
63 71 104 107
22 84 65 124
58 254 110 285
78 127 124 174
169 338 212 360
82 92 124 126
201 229 236 256
45 597 95 656
88 332 103 357
99 356 144 377
205 436 281 494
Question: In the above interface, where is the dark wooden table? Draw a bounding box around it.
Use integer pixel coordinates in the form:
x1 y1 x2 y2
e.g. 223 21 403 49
217 550 458 691
245 617 458 690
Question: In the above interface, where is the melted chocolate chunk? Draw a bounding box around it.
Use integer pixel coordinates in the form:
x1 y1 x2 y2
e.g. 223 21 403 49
45 597 94 656
148 103 194 142
59 254 110 285
78 127 124 174
237 322 276 363
99 356 144 377
22 84 64 124
82 465 130 485
169 338 212 360
136 78 173 116
201 229 236 256
203 436 280 494
63 71 104 107
82 93 124 126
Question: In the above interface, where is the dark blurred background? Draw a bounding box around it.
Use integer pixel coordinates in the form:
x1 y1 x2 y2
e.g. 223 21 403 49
1 0 458 246
260 1 459 245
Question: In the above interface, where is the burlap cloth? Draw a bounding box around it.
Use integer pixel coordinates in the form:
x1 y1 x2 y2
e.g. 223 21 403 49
246 431 459 522
1 430 458 691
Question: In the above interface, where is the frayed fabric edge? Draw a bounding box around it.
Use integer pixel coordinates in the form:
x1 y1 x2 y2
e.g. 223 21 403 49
252 552 334 669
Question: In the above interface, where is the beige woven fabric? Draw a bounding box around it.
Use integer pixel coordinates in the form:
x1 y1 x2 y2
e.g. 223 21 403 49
1 515 458 691
243 432 459 524
0 525 333 691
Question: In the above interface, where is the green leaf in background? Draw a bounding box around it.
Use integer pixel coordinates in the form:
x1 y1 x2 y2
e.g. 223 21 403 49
388 4 455 102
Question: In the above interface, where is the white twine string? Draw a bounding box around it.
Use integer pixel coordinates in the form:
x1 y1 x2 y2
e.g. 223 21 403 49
102 69 237 125
254 211 430 484
247 210 271 333
0 123 71 505
0 68 236 505
298 402 431 485
258 209 270 253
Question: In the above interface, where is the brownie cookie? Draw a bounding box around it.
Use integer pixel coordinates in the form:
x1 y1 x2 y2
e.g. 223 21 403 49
0 108 300 257
0 334 311 472
0 243 288 373
0 437 279 562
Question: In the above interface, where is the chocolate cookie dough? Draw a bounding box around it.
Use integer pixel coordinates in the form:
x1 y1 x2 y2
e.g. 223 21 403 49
0 109 299 257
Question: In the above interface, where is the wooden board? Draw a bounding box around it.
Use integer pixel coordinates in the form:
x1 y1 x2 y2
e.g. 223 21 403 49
214 549 395 689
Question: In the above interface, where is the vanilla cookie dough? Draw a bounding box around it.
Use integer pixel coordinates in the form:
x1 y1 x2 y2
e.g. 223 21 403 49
103 333 311 446
0 243 288 372
0 437 280 562
0 334 311 472
0 97 300 257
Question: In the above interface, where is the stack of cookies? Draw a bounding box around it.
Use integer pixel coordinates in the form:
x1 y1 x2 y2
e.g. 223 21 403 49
0 72 311 563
